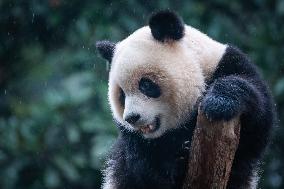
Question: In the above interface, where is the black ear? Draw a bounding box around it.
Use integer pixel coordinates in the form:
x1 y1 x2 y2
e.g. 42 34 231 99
96 40 116 62
149 10 185 42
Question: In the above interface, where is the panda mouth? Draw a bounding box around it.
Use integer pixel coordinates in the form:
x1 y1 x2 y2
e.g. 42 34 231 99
139 117 160 134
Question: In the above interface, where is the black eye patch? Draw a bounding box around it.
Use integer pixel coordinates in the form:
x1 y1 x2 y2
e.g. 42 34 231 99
139 78 161 98
119 88 125 107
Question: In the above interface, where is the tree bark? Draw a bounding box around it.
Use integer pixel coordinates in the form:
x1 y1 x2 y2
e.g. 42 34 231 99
183 110 241 189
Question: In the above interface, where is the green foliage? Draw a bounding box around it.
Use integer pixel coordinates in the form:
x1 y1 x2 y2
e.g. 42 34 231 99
0 0 283 188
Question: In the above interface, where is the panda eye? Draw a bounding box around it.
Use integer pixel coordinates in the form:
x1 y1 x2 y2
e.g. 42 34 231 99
119 88 125 107
139 78 161 98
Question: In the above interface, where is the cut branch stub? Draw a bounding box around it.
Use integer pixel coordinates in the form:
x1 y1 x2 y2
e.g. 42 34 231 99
183 110 241 189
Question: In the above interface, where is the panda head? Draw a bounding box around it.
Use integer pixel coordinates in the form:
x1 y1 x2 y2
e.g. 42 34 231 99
96 10 226 138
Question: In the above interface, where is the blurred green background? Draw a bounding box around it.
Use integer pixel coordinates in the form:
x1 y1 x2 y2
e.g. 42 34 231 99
0 0 283 188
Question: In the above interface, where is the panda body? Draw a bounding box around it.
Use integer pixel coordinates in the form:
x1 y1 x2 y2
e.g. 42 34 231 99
97 11 275 189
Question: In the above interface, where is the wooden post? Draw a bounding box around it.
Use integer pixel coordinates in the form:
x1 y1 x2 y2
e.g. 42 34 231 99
183 110 241 189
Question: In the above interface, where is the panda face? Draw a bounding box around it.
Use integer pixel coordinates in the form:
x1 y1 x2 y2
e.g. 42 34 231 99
108 27 206 138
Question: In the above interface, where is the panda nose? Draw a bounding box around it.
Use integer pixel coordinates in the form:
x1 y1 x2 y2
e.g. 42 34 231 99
125 114 141 125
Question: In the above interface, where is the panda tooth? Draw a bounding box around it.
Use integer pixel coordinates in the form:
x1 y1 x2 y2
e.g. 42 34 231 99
140 124 155 134
140 126 148 133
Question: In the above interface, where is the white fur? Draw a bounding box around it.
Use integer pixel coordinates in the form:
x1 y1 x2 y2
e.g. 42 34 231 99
102 159 117 189
248 169 259 189
108 25 226 138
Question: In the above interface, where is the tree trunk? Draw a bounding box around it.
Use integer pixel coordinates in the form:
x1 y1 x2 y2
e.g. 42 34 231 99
183 110 241 189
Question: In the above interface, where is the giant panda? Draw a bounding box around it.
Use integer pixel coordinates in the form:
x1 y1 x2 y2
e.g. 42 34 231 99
96 10 275 189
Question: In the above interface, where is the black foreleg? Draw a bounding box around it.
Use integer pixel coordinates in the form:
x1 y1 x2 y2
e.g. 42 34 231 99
201 75 273 188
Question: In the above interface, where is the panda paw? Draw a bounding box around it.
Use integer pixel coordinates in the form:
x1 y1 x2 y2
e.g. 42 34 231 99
200 94 241 121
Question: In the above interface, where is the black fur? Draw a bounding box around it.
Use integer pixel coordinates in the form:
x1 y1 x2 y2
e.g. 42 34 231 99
104 46 275 189
149 10 185 42
107 110 197 189
96 40 116 62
